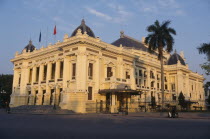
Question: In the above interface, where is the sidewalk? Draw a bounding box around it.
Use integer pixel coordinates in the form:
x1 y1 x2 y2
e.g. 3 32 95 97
125 112 210 120
1 109 210 120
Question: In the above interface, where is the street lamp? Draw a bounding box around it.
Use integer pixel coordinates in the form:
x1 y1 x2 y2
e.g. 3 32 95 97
125 85 128 90
144 91 147 112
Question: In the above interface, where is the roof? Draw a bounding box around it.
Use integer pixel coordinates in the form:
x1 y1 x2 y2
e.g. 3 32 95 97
22 40 36 53
167 51 186 65
111 31 148 52
71 19 95 38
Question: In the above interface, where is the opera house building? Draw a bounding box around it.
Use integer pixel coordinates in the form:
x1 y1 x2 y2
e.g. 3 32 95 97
10 19 205 113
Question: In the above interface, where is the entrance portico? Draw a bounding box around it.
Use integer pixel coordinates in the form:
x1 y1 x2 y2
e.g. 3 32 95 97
99 89 140 113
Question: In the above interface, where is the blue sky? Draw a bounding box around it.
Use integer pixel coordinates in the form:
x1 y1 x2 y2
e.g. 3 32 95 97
0 0 210 81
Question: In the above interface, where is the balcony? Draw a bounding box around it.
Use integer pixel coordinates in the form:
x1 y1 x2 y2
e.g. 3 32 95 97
41 81 46 84
104 77 130 84
88 76 93 80
49 79 54 83
27 83 31 85
33 82 38 85
57 78 63 82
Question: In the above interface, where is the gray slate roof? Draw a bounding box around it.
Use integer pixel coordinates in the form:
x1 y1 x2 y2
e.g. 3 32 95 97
167 52 186 65
22 40 36 52
71 19 95 38
111 31 148 52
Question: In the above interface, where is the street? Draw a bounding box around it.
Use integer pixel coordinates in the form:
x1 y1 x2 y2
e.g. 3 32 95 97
0 110 210 139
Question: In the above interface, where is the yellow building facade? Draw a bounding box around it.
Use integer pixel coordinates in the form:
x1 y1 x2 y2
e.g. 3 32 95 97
10 20 205 113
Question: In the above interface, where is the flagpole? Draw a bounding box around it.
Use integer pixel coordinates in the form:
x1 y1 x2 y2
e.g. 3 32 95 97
54 24 56 44
39 30 41 48
46 27 48 47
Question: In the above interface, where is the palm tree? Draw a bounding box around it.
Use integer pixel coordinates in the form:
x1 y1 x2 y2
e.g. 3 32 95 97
198 43 210 61
144 20 176 110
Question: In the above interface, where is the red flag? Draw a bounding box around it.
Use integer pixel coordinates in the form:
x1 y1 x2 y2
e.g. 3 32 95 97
53 25 56 35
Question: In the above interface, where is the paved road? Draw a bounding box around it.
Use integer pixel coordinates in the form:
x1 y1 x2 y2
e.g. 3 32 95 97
0 110 210 139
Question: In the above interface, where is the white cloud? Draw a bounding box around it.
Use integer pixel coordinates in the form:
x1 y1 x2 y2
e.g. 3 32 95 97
132 0 185 16
86 7 112 21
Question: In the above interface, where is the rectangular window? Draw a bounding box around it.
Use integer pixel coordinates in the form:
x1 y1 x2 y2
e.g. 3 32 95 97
51 63 56 79
144 80 146 86
151 82 154 87
139 79 141 85
165 84 168 90
88 63 93 79
29 68 32 83
88 87 92 100
139 70 142 76
72 63 76 79
135 78 138 85
36 67 40 82
18 74 21 85
107 67 112 77
157 83 159 88
43 65 47 80
171 84 175 91
60 61 64 78
126 71 130 79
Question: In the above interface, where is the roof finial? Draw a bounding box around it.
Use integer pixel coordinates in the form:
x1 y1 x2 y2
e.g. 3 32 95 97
81 18 85 25
120 30 124 38
29 40 32 44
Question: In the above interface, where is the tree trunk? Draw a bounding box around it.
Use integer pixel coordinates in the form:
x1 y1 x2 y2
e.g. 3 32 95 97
160 55 165 111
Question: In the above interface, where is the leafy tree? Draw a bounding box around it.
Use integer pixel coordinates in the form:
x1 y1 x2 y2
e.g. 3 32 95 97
178 91 186 109
207 95 210 105
144 20 176 109
0 74 13 107
198 43 210 75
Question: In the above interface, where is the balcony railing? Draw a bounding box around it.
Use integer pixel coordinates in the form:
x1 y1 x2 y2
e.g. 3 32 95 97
33 82 38 85
88 76 93 80
57 78 63 81
41 81 46 84
49 79 54 83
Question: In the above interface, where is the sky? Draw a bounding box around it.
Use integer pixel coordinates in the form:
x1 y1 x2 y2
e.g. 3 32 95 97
0 0 210 81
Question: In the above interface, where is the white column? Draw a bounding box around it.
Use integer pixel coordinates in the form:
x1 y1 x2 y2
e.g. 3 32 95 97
32 66 36 84
76 52 87 91
39 65 44 83
55 61 60 81
47 63 52 81
63 57 70 89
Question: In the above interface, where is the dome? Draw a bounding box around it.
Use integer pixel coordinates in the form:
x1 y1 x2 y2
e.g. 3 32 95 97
167 51 186 65
22 40 36 52
71 19 95 37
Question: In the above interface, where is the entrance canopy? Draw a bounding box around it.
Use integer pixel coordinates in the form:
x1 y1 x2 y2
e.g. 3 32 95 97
99 89 140 95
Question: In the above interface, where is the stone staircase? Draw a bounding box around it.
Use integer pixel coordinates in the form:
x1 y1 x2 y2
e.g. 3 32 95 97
11 105 75 114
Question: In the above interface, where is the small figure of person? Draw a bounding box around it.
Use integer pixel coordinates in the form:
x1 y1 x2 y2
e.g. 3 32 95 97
5 101 10 114
171 106 177 118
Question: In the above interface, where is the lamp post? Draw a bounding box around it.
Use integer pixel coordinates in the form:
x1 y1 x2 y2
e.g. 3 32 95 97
125 85 128 115
144 91 147 112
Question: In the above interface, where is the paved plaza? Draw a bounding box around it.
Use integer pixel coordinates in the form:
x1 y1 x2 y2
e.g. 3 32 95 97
0 109 210 139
